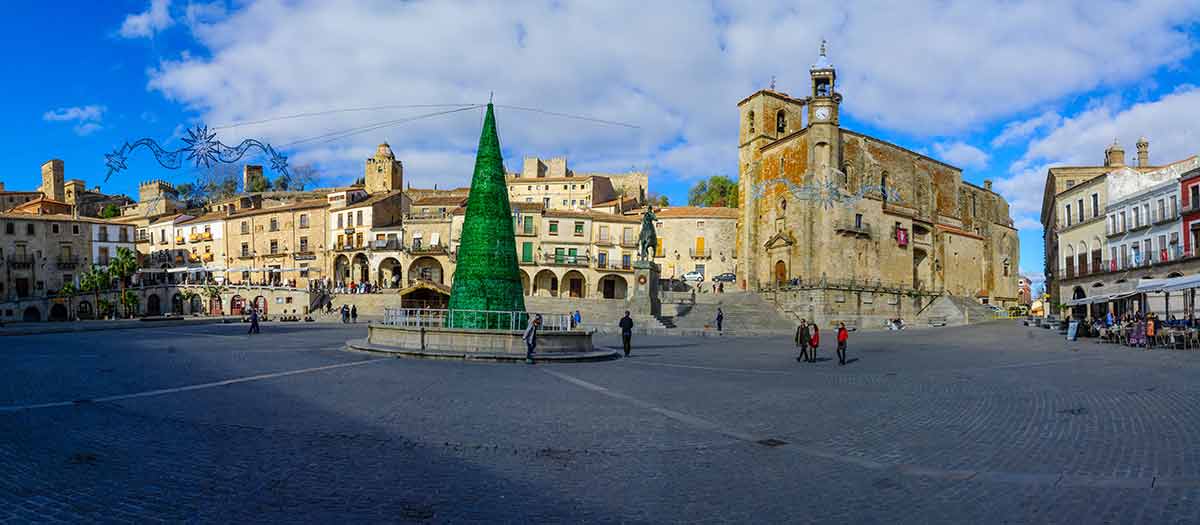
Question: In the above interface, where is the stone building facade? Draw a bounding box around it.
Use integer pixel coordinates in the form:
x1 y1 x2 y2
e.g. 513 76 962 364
737 45 1018 327
223 199 329 286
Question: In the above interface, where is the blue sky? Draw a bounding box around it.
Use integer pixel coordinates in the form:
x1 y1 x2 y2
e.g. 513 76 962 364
6 1 1200 289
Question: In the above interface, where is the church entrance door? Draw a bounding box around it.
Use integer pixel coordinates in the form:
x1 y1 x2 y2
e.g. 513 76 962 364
774 261 787 284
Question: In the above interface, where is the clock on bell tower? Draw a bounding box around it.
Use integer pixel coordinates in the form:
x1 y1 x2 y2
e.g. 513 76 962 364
808 39 840 125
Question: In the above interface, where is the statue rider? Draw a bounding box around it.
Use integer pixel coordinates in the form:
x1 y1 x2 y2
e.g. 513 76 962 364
638 205 658 262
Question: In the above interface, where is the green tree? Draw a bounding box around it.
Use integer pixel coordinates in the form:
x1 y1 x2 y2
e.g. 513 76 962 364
120 290 140 317
109 247 140 318
687 175 739 207
80 265 110 320
647 192 669 207
201 284 227 316
99 204 121 218
245 172 270 193
59 282 78 321
179 288 200 315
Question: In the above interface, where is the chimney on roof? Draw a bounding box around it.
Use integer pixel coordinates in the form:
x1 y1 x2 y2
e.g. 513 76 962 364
1137 137 1150 167
983 179 993 190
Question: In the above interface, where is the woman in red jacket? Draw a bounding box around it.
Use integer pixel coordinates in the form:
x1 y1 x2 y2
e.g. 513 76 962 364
836 322 848 365
809 324 820 363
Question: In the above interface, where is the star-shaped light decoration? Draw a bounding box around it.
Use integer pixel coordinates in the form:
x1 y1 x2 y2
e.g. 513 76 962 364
266 144 289 176
104 148 129 178
181 125 221 168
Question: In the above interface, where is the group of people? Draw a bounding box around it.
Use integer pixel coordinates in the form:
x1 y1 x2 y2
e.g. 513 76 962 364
331 280 378 295
794 319 850 365
1080 310 1173 348
332 303 358 323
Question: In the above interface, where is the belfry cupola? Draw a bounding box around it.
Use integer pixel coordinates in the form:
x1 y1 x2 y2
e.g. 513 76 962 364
809 39 840 125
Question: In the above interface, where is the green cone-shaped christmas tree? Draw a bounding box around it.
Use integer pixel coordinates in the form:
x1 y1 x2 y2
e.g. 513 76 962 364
447 103 526 328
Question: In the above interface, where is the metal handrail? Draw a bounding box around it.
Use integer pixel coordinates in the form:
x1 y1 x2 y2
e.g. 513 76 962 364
381 307 572 331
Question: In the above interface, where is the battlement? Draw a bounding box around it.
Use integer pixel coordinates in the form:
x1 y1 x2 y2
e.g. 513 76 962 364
139 179 175 190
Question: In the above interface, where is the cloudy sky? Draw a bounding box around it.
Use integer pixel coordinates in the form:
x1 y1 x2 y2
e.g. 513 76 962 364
8 1 1200 286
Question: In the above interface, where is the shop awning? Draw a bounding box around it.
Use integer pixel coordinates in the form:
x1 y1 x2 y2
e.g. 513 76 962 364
1135 275 1200 293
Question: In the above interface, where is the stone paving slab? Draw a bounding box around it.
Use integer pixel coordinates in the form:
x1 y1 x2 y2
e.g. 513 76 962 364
1 321 1200 522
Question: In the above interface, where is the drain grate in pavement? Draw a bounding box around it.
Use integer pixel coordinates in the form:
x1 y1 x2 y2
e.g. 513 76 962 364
756 438 788 447
1058 407 1088 416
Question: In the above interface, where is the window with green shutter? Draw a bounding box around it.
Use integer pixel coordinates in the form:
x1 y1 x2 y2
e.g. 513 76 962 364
522 242 533 263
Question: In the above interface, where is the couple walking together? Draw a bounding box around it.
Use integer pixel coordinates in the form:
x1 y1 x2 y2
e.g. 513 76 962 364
795 319 849 365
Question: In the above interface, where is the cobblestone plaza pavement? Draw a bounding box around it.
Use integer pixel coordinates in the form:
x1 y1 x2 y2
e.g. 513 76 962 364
4 321 1200 523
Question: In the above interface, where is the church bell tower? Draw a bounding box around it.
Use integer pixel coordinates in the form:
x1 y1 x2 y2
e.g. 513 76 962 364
807 40 842 178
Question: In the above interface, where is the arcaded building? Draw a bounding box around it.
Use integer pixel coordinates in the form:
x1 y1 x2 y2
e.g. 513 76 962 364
736 45 1019 324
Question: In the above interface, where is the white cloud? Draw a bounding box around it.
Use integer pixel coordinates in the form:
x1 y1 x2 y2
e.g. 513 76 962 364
42 105 107 136
991 111 1061 148
140 0 1200 192
932 141 989 170
119 0 174 39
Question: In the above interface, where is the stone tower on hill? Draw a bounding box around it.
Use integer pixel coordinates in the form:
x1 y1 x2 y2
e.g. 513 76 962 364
447 103 526 325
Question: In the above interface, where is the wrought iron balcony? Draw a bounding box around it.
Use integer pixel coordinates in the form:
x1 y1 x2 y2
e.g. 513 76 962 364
8 254 34 269
411 245 448 256
543 253 590 267
370 239 403 251
690 248 711 259
515 225 539 237
56 255 81 269
834 220 872 238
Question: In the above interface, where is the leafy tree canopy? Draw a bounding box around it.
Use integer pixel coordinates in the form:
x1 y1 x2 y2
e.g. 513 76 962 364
687 175 738 207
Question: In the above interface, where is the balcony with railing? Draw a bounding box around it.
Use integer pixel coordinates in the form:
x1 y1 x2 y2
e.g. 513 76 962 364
56 255 81 269
515 224 539 237
1153 211 1180 225
1057 246 1199 280
620 237 637 248
411 244 448 256
370 239 403 251
834 219 872 238
595 260 634 272
594 235 614 246
690 248 711 259
1106 222 1126 237
543 253 590 267
175 236 185 245
188 232 214 242
8 254 35 269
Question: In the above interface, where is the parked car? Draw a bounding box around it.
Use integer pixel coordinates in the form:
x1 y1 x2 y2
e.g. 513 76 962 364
712 272 736 283
682 271 705 282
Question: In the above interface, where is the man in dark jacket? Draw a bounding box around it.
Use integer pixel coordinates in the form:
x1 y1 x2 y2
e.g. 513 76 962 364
619 311 634 357
715 307 724 334
248 307 261 335
795 319 809 363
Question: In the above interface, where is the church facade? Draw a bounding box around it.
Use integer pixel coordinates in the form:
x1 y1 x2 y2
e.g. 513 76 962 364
736 46 1019 325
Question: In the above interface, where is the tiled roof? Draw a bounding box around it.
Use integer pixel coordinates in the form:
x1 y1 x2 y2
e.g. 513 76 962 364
412 195 467 206
648 206 739 219
343 190 405 210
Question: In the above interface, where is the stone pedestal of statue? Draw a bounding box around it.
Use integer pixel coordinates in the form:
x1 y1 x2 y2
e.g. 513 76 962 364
628 259 661 318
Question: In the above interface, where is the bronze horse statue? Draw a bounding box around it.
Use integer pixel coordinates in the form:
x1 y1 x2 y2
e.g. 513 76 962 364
637 206 657 261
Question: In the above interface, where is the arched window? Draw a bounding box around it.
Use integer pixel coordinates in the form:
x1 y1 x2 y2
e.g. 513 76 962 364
748 111 755 134
776 110 786 133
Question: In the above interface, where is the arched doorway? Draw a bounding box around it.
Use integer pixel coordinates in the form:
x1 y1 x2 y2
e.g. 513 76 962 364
598 275 628 299
334 254 350 282
209 296 223 316
378 257 402 288
190 295 203 314
408 257 444 285
774 260 787 284
254 295 268 315
49 303 68 322
1071 286 1087 320
172 293 184 315
352 253 370 283
519 270 531 296
534 269 558 297
22 306 40 322
77 300 93 320
230 295 245 315
563 270 587 298
147 294 162 316
913 247 930 291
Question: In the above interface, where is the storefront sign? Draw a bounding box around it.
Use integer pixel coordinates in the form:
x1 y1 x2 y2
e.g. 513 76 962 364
293 254 317 261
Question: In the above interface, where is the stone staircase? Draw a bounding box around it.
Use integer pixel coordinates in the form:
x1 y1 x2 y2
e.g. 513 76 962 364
663 292 795 335
914 295 997 327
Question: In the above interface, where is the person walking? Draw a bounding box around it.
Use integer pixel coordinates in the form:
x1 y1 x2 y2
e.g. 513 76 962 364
248 307 261 335
523 314 541 364
836 322 848 365
795 319 810 363
619 311 634 357
351 305 358 324
572 310 582 329
809 324 820 363
715 307 724 334
341 304 349 324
